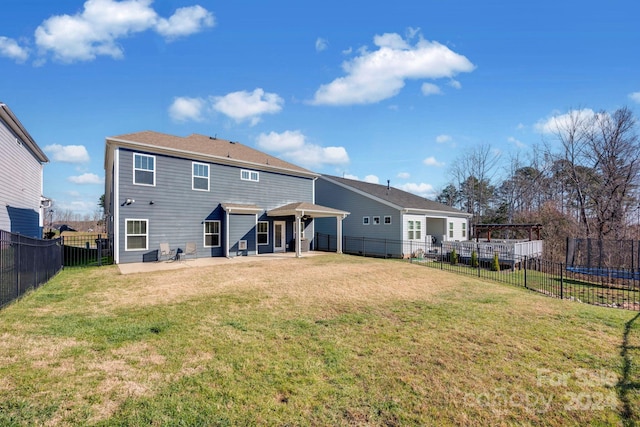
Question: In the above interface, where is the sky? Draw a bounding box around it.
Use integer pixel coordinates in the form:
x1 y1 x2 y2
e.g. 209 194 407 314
1 0 639 217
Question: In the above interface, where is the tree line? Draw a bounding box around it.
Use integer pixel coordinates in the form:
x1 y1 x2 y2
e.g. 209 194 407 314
435 107 639 261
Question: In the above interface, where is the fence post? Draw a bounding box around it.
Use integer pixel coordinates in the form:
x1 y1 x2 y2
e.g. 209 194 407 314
97 234 102 267
477 244 481 277
560 262 564 300
440 243 443 270
524 256 527 289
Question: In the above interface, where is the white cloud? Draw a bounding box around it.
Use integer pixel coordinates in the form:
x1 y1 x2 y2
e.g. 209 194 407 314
34 0 214 63
342 47 353 55
448 79 462 89
44 144 90 163
397 172 410 179
169 96 205 122
256 130 349 168
397 182 436 198
534 109 596 134
435 134 452 144
423 156 444 167
311 31 475 105
0 36 29 63
67 173 104 184
364 175 379 184
343 173 359 180
629 92 640 103
421 82 442 96
315 37 328 52
212 88 283 126
155 5 214 39
508 136 526 148
256 130 305 151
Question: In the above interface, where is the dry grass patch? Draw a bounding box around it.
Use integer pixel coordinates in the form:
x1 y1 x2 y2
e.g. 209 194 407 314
0 254 636 426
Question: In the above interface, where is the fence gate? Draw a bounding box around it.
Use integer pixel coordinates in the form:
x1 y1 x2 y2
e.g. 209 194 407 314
62 234 114 267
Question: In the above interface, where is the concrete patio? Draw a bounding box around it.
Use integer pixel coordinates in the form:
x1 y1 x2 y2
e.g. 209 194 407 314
117 251 329 275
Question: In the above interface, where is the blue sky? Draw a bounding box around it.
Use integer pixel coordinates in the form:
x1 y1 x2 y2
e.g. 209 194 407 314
1 0 639 216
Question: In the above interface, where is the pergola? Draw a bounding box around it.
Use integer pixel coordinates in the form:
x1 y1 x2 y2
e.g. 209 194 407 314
473 223 542 242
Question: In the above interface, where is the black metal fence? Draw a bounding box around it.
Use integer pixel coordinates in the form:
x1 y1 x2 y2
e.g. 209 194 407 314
315 233 640 311
61 233 113 267
0 229 63 309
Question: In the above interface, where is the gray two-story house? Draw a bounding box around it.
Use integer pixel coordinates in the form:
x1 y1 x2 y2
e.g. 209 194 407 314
0 103 50 238
104 131 348 264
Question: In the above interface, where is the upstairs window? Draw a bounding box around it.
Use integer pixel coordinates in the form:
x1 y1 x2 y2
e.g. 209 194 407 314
134 153 155 186
241 169 259 182
192 162 209 191
363 216 370 225
373 216 380 225
384 216 392 225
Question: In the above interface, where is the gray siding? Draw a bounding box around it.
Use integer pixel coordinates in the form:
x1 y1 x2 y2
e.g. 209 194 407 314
115 148 314 263
229 213 256 257
315 177 402 241
0 118 43 237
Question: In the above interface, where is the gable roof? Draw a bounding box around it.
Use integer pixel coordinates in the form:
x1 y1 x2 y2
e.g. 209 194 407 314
321 175 471 217
0 103 48 163
106 131 317 178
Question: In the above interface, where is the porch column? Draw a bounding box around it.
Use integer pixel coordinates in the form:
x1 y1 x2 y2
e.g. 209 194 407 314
225 210 230 258
336 216 344 254
296 215 303 258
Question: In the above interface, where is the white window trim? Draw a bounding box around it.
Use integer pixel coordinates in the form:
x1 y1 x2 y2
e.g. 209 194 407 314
204 220 221 248
373 216 380 225
384 216 392 225
125 219 148 251
257 221 269 245
241 169 259 182
133 153 156 186
192 161 210 191
363 216 370 225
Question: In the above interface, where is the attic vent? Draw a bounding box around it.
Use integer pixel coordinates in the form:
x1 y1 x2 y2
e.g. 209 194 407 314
229 141 236 144
209 135 217 140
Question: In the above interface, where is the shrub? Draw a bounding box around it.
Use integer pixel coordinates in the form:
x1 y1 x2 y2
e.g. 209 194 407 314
450 249 458 265
470 250 479 268
491 252 500 271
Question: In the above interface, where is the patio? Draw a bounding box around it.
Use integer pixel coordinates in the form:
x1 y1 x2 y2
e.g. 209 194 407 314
117 251 329 275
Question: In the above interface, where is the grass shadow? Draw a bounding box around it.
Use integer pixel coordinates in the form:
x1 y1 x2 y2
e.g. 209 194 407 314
619 312 640 426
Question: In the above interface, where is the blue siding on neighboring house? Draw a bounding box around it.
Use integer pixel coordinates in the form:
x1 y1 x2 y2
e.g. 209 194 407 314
115 148 314 263
6 206 40 237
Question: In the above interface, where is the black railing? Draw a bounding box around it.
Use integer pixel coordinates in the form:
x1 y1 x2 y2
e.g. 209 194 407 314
61 233 113 267
0 229 63 309
315 233 640 311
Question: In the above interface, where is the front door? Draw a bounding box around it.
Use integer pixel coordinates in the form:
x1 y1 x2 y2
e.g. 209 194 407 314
274 221 286 253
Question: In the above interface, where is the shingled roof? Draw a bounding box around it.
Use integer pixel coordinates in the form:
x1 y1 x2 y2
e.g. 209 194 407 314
321 175 470 216
106 131 316 177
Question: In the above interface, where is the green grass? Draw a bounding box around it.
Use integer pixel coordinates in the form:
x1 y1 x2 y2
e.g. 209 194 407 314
0 254 638 425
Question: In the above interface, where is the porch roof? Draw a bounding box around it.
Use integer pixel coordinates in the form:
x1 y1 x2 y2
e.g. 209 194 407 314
267 202 349 218
221 203 263 214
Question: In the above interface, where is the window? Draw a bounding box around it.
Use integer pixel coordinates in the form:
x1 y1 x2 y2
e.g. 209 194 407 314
363 216 370 225
449 222 454 238
462 222 466 238
257 221 269 245
133 153 155 186
241 169 259 182
373 216 380 225
408 220 422 240
384 216 392 225
204 221 221 247
192 162 209 191
125 219 148 250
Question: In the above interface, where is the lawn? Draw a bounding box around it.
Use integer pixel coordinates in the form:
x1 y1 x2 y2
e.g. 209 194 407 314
0 254 638 426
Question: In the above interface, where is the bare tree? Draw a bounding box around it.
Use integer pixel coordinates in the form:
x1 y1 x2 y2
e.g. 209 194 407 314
586 107 639 240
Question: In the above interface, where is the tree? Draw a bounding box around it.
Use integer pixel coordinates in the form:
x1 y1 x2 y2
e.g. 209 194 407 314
436 184 460 207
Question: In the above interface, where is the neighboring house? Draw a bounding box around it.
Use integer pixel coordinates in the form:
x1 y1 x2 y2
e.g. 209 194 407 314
0 103 50 238
104 131 348 264
315 175 472 257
